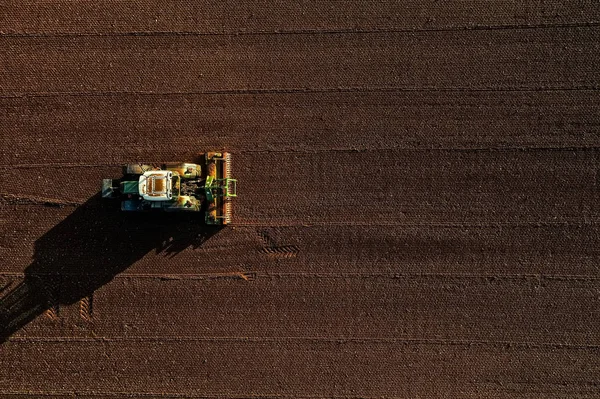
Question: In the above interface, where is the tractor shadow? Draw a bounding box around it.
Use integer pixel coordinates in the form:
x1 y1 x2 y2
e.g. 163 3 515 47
0 193 222 343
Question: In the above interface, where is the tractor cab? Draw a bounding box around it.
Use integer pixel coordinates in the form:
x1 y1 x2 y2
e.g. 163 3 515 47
138 170 177 201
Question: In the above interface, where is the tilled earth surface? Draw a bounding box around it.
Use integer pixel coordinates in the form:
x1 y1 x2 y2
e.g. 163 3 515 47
1 2 600 398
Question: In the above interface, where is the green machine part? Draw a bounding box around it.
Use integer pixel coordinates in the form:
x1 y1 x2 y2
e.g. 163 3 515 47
120 180 139 195
204 177 237 202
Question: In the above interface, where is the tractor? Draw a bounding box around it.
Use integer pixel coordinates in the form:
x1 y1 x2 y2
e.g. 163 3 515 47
102 152 237 225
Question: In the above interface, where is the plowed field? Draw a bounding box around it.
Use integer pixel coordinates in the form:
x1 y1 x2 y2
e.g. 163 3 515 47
2 2 600 397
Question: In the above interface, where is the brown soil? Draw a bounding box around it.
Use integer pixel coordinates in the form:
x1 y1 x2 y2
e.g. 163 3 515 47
1 2 600 397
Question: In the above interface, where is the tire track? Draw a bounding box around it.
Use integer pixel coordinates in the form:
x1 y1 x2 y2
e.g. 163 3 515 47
79 295 93 321
257 230 300 258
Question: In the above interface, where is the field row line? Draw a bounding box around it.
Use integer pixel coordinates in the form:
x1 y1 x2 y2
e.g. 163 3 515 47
5 335 600 350
2 20 599 38
2 85 600 99
2 271 600 282
0 389 484 399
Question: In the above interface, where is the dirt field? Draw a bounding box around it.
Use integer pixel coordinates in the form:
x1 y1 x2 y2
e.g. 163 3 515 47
2 1 600 397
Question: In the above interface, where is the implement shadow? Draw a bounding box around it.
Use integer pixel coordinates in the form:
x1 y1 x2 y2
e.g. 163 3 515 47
0 193 222 343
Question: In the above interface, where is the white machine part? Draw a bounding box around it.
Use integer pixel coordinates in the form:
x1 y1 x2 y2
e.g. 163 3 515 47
138 170 173 201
